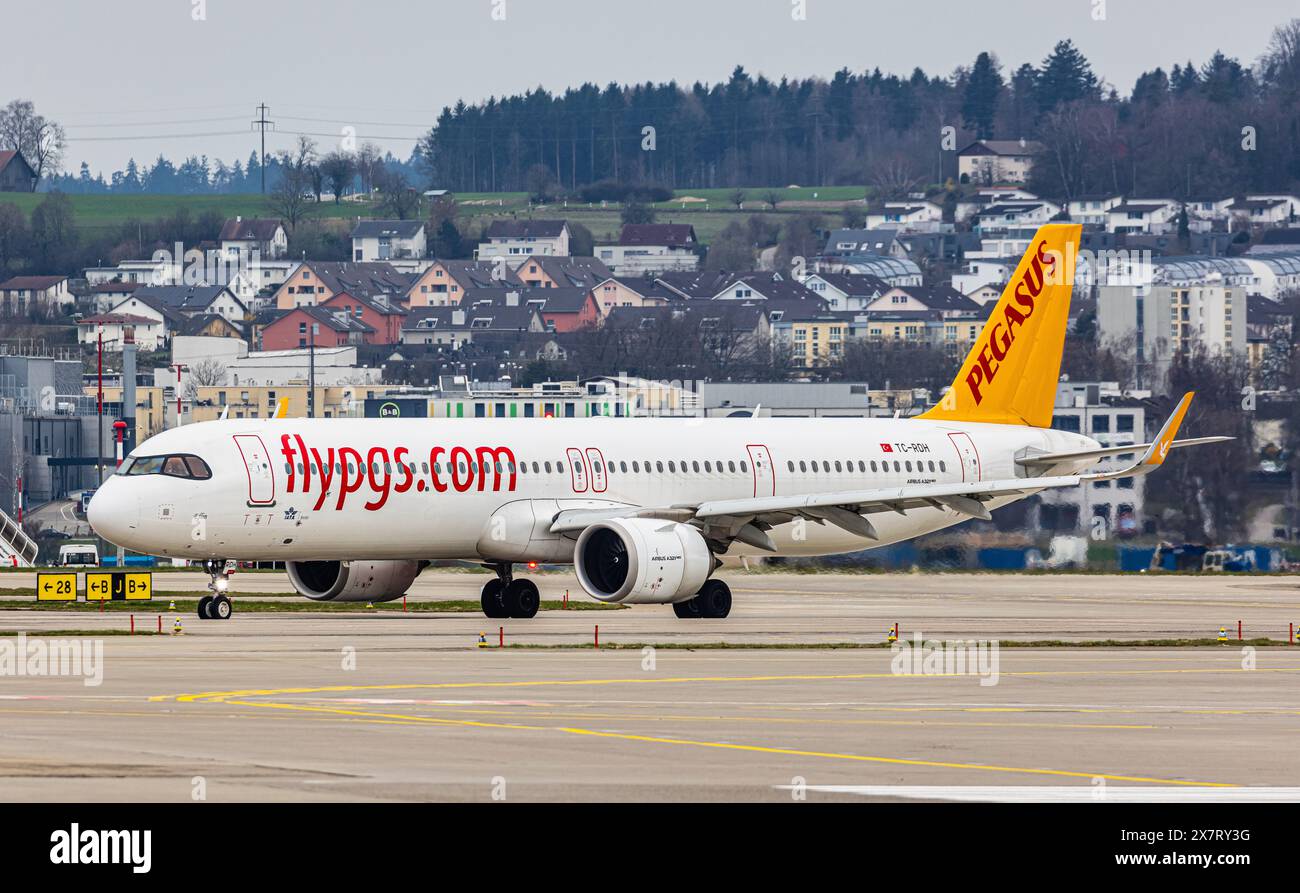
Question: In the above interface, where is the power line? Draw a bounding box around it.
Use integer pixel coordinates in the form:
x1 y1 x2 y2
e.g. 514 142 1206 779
65 115 250 129
65 130 251 142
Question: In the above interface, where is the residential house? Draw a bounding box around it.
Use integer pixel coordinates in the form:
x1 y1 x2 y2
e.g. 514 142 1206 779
1230 196 1299 228
513 255 612 289
400 305 545 346
1246 294 1293 371
971 200 1062 230
596 223 699 275
656 271 821 303
820 228 908 260
351 219 427 261
0 150 37 192
963 282 1004 306
131 284 246 327
218 217 288 261
76 312 169 351
318 291 407 344
463 287 600 333
1108 200 1179 234
1066 194 1124 227
405 259 522 307
591 276 676 313
864 199 944 232
954 187 1040 223
801 273 891 312
0 275 73 314
272 261 411 309
865 285 981 319
957 139 1045 185
87 281 142 313
605 302 771 360
179 314 244 340
476 219 571 259
1184 196 1235 229
260 305 375 351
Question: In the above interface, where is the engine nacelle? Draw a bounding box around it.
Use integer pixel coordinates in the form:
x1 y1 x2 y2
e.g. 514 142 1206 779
574 518 712 604
286 560 422 602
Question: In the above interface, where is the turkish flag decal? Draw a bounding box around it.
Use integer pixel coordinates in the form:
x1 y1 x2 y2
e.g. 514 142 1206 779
880 443 893 452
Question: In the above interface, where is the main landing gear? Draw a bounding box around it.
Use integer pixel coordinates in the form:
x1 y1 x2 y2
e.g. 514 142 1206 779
196 559 234 620
480 563 540 619
672 578 732 619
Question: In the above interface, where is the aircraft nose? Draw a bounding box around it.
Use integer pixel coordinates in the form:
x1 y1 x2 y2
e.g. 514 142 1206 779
87 479 137 547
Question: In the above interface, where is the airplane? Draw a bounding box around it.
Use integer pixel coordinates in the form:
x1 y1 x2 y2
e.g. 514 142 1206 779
87 223 1229 621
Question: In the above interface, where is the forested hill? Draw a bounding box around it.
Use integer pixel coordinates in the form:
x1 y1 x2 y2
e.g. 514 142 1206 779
417 23 1300 200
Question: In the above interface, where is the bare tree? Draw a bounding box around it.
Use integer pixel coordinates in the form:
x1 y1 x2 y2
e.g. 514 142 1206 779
267 137 318 230
319 150 356 203
0 100 66 187
184 358 228 401
374 168 420 219
355 142 383 195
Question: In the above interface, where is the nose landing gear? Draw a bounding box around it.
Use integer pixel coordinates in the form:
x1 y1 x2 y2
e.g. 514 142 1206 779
197 559 235 620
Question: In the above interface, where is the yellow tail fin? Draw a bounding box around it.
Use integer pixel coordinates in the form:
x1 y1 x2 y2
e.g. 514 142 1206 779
919 223 1081 428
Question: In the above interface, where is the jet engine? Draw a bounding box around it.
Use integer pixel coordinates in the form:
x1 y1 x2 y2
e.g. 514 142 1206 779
286 560 422 602
574 518 712 604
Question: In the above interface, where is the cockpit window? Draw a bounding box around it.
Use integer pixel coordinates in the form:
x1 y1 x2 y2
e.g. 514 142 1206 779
126 456 166 476
123 454 211 480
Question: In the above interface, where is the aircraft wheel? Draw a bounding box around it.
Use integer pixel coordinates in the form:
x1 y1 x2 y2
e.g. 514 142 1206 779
696 579 732 619
210 594 232 620
672 597 703 619
504 579 540 619
481 579 508 618
197 596 213 620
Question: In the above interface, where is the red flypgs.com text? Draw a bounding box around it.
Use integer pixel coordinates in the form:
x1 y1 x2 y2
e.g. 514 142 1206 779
964 238 1059 405
279 435 517 511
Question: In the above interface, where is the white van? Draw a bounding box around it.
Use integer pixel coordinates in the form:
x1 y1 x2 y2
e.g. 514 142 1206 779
57 544 99 568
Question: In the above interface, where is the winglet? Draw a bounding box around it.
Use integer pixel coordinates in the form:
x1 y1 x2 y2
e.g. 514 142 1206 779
1141 392 1194 468
274 397 290 419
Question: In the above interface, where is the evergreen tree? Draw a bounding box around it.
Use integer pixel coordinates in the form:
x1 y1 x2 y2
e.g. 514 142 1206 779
1036 39 1098 110
962 52 1004 138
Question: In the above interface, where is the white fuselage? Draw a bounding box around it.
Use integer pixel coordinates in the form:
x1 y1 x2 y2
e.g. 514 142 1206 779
88 417 1099 562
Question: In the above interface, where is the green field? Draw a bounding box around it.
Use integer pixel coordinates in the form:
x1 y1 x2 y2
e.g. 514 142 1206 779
0 186 866 243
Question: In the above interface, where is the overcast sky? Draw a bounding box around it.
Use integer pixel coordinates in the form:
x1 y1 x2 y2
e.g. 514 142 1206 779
5 0 1296 174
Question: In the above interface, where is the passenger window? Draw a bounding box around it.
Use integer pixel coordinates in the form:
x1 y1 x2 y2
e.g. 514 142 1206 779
727 461 736 473
834 461 842 472
893 461 901 472
799 461 807 472
668 461 676 473
870 461 878 472
740 461 748 472
787 461 794 472
692 461 700 473
544 462 552 473
939 461 947 472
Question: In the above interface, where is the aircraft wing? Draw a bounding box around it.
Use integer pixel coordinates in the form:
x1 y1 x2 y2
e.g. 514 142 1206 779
1016 436 1232 469
550 393 1215 551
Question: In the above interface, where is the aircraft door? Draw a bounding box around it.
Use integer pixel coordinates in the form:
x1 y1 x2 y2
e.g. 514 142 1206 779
947 432 982 482
234 434 276 506
746 444 775 497
566 447 589 493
